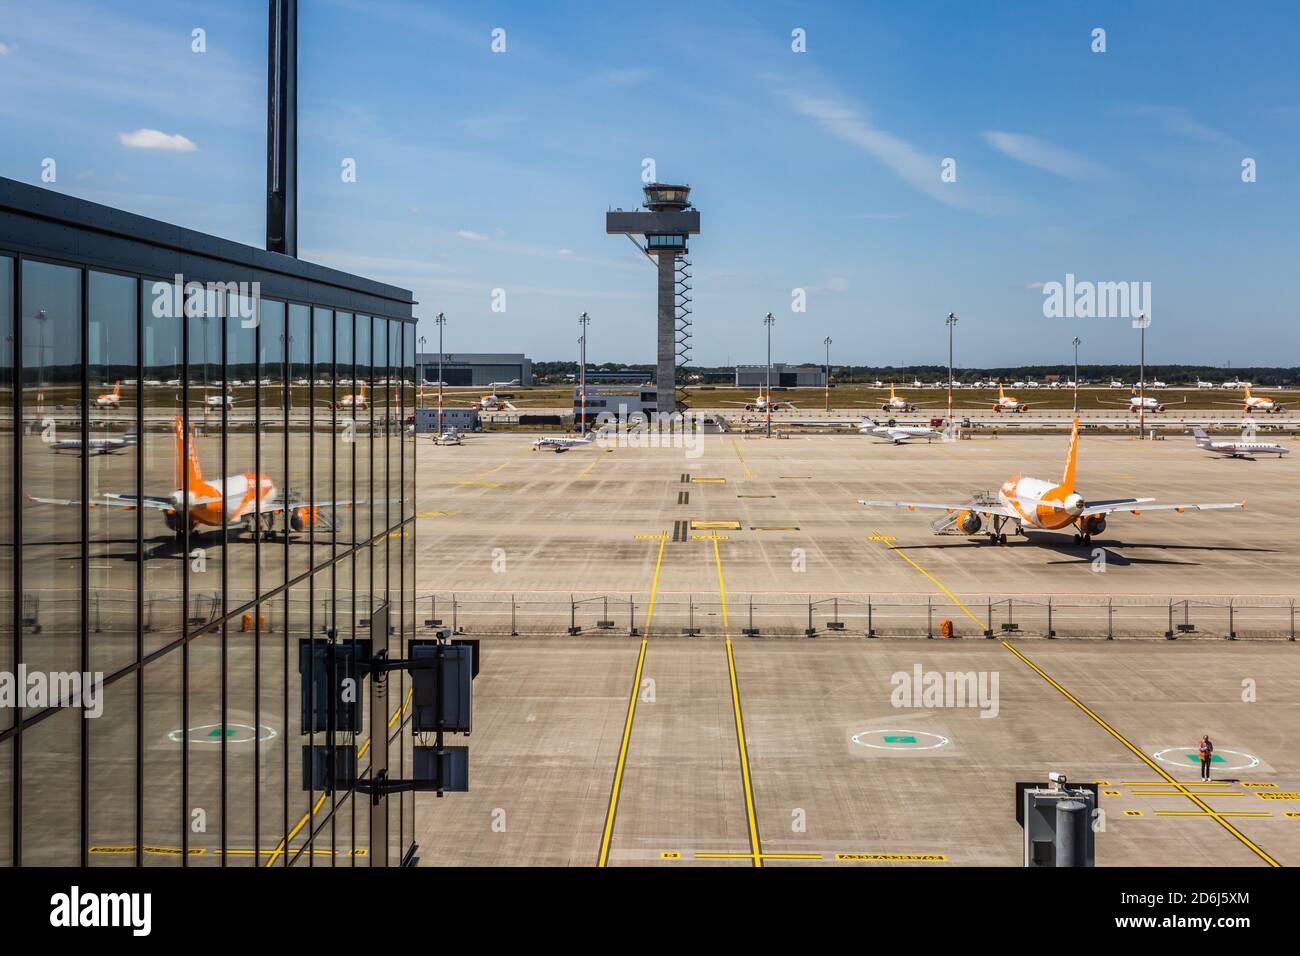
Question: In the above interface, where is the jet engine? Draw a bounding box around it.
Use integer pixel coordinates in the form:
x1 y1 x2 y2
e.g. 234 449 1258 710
1080 514 1107 536
957 510 982 534
290 506 319 531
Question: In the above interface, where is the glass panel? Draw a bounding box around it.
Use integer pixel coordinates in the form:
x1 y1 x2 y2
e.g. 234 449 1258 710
141 277 183 654
226 290 259 616
287 304 310 582
20 259 82 684
88 672 136 865
312 308 333 573
88 271 137 674
19 706 79 864
0 739 10 866
284 580 316 864
0 257 12 736
257 592 289 866
334 313 353 558
186 291 224 632
141 646 182 865
355 316 371 551
258 301 285 596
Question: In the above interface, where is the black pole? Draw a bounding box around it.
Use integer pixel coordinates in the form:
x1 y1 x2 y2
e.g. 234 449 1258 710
266 0 298 256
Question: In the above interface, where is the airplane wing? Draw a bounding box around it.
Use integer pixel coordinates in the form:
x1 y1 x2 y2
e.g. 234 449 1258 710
28 493 184 511
266 497 402 514
1079 498 1242 516
504 401 518 410
859 499 1020 519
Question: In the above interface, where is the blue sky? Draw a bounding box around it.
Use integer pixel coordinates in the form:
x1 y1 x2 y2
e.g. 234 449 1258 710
1 0 1297 368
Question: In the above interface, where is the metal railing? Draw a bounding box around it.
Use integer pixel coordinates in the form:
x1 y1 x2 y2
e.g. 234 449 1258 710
413 592 1300 641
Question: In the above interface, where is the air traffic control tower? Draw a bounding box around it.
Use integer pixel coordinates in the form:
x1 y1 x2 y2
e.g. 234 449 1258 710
607 183 700 413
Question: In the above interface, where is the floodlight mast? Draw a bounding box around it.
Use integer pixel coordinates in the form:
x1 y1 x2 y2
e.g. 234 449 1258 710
606 183 700 415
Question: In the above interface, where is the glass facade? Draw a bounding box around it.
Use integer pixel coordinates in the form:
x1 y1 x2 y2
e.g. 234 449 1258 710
0 183 418 867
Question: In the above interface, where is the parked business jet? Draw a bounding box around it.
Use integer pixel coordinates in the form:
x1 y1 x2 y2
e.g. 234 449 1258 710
203 390 235 409
1214 385 1285 414
1100 393 1185 413
991 384 1030 413
859 418 1244 546
49 426 138 455
533 431 600 453
30 417 378 538
1192 427 1289 459
433 428 463 446
859 418 945 444
96 381 123 409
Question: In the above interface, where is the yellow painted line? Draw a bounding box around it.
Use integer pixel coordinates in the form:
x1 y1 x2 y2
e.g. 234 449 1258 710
714 535 763 869
576 455 601 479
265 791 328 868
266 687 413 868
694 852 822 860
692 519 741 530
475 458 515 478
834 852 948 862
874 533 984 629
455 480 503 488
730 439 755 479
1002 642 1280 868
415 510 456 518
1132 790 1244 796
597 531 667 868
691 477 726 485
1155 811 1273 818
1122 781 1230 786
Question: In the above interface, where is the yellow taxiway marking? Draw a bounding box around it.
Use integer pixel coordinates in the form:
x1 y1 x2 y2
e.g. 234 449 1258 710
730 439 755 479
455 480 503 488
693 852 822 860
873 532 984 629
576 454 603 479
691 477 726 484
693 520 741 530
1133 790 1244 796
266 687 413 868
1002 642 1280 868
1122 781 1231 786
415 510 457 518
712 535 763 868
1155 811 1273 818
597 531 667 868
475 458 516 479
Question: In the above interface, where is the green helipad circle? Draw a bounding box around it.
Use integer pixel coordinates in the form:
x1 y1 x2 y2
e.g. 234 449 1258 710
168 723 278 745
851 729 950 751
1154 746 1259 772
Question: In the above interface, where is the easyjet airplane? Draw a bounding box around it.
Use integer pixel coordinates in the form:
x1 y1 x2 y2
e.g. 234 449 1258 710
30 417 377 538
859 418 1244 545
1100 393 1186 413
462 390 516 411
878 384 919 413
1213 384 1285 414
991 383 1029 413
723 390 796 413
95 381 123 409
325 381 368 412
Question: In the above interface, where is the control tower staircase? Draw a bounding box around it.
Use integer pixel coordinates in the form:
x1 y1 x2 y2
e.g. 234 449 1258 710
674 256 692 411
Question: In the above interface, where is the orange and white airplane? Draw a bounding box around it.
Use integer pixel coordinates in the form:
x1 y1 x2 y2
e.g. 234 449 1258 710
30 417 379 538
723 390 796 413
1100 393 1186 413
463 390 516 411
878 384 919 413
1213 384 1286 414
859 418 1244 546
991 383 1029 413
96 381 123 409
325 381 368 412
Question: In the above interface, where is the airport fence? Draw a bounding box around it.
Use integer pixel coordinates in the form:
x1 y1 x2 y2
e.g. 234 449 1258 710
414 592 1300 641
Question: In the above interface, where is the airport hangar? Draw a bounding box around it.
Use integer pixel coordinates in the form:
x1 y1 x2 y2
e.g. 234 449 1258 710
0 175 423 866
417 352 533 387
734 363 827 388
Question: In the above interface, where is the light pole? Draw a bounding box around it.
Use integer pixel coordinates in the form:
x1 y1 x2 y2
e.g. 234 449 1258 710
945 312 957 425
1072 336 1081 415
418 334 426 408
434 312 445 433
578 312 590 434
1137 314 1147 438
823 336 832 411
764 312 775 438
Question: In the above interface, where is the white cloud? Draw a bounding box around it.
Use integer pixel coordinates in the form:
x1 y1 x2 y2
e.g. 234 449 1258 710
555 248 574 256
455 229 489 242
117 128 197 151
1131 106 1238 147
0 41 14 55
982 131 1102 180
782 90 967 208
1025 281 1045 289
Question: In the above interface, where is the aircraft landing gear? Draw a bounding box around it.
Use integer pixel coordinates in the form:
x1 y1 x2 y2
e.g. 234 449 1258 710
1073 531 1093 546
987 516 1011 545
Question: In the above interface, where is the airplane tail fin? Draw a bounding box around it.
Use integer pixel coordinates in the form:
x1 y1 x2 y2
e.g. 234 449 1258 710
1060 418 1080 494
998 383 1005 400
1192 427 1209 444
1244 384 1251 399
112 381 121 397
173 416 205 489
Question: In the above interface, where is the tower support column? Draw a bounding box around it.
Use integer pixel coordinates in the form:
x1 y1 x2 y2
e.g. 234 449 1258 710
656 252 677 414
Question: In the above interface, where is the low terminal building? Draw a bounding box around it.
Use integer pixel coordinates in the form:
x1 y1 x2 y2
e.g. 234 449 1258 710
574 384 659 423
735 363 826 387
415 406 481 432
417 352 532 387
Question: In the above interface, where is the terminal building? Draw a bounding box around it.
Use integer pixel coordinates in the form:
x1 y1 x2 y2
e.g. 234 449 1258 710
0 177 419 866
735 363 827 388
416 352 532 387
